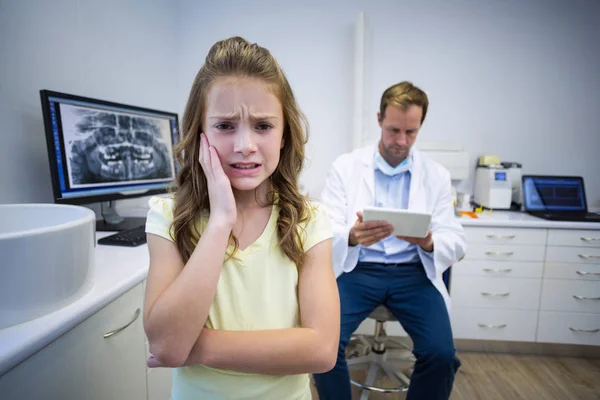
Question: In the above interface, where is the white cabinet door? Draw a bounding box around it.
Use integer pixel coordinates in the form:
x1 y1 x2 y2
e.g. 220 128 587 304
464 227 547 245
0 284 147 400
540 279 600 313
547 230 600 247
451 308 538 341
544 263 600 281
452 260 543 279
537 311 600 346
546 246 600 264
451 277 542 310
462 244 546 262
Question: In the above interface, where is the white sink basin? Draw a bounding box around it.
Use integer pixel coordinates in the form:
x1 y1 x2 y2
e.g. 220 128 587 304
0 204 95 330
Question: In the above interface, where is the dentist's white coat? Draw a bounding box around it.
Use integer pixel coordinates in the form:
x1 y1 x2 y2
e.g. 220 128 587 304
320 143 467 311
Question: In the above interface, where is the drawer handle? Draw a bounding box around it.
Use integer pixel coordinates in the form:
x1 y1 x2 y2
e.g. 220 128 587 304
481 292 510 297
485 251 514 257
104 308 141 339
486 234 516 240
478 323 507 329
569 327 600 333
578 254 600 260
580 237 600 242
576 270 600 276
483 268 513 273
573 295 600 300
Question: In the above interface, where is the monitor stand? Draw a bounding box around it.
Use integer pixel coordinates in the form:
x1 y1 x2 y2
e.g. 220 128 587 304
96 201 146 232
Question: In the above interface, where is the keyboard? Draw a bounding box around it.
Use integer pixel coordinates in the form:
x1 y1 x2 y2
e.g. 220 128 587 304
530 212 600 222
98 225 147 247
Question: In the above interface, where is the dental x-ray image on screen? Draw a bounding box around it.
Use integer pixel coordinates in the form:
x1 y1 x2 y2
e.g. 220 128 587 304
59 104 175 188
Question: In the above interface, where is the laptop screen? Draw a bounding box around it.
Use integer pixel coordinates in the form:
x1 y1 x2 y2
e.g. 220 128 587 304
523 176 587 212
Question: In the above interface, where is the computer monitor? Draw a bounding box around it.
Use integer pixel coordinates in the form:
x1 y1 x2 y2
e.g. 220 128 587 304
522 175 588 212
40 90 180 231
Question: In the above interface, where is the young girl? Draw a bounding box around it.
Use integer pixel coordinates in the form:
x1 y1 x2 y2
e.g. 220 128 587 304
143 37 340 400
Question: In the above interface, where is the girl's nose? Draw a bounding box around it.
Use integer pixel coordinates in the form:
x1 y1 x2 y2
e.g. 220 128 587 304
233 126 257 156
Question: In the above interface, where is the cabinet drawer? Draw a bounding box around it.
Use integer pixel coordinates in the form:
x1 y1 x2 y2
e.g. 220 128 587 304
451 277 542 310
453 260 543 279
464 227 547 245
546 246 600 264
451 308 537 341
463 244 546 262
547 230 600 247
540 280 600 313
537 311 600 346
544 263 600 281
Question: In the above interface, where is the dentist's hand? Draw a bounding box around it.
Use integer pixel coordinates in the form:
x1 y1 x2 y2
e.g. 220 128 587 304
396 230 434 252
349 211 394 247
199 134 236 228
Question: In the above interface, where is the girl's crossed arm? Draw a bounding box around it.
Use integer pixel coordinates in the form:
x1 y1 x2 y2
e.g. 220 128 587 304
143 222 231 368
179 238 340 374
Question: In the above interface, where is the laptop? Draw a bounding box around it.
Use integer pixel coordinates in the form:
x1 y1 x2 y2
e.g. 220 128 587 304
522 175 600 222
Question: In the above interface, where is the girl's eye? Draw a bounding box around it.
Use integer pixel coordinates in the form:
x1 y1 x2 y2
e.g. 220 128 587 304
256 123 273 131
215 123 234 130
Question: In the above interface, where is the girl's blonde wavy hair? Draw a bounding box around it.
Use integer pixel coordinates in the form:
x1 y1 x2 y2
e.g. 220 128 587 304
171 36 310 266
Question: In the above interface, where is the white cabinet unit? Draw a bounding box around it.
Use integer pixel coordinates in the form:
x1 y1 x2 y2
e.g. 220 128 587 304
0 284 147 400
452 225 600 346
538 230 600 345
451 226 545 340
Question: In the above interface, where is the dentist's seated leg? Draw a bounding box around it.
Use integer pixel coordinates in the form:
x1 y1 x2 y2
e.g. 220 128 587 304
384 262 460 400
313 261 460 400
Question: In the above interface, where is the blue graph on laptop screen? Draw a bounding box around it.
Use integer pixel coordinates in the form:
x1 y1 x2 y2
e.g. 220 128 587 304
523 177 586 211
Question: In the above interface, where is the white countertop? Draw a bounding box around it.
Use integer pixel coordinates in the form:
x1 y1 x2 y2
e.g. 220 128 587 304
458 210 600 230
1 211 599 376
0 233 149 376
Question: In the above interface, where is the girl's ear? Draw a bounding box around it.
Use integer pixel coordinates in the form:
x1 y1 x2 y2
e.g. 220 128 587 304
280 136 285 149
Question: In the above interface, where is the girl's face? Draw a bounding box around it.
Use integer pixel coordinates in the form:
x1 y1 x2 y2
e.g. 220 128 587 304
204 76 284 193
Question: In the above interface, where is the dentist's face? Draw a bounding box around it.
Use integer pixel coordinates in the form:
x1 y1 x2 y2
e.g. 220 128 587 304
377 105 422 167
203 76 284 192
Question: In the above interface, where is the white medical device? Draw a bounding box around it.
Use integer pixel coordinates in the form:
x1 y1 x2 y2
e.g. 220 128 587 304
473 166 512 209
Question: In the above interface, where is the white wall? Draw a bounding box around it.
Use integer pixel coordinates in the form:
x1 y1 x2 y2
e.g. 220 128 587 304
0 0 179 209
177 0 600 206
2 0 599 209
364 0 600 206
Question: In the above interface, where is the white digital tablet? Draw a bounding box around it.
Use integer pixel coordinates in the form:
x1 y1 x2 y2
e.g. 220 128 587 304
362 206 432 238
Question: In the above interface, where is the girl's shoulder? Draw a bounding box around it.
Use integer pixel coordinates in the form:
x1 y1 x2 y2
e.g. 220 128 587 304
146 195 177 242
302 200 329 223
296 200 332 251
148 195 176 221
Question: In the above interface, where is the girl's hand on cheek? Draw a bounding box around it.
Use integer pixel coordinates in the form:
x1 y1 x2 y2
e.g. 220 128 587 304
198 133 237 228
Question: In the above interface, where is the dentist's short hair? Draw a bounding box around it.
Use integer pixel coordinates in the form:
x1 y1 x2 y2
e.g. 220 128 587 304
379 81 429 124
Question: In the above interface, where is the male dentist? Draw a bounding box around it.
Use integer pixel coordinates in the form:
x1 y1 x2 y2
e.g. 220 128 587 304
314 81 466 400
